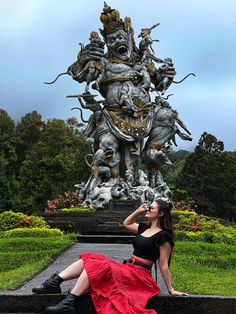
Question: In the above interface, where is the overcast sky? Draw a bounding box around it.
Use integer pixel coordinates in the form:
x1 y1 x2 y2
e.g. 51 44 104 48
0 0 235 151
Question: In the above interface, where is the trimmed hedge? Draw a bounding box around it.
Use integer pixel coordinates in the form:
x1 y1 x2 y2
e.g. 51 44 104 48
172 210 197 216
0 211 49 234
175 230 236 245
3 227 63 238
58 207 95 213
0 211 26 233
17 215 49 228
174 211 236 240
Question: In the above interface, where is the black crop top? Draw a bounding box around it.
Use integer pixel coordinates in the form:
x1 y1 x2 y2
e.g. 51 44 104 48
132 223 172 262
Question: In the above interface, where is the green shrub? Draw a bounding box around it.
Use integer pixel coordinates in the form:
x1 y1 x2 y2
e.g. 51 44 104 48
17 215 49 228
174 213 236 234
0 211 50 235
174 197 197 212
175 230 205 242
0 211 26 233
58 207 95 213
0 235 76 252
202 231 235 244
3 227 63 238
172 210 197 216
175 230 236 245
203 231 215 243
175 214 204 231
174 230 187 241
185 231 205 242
201 219 234 233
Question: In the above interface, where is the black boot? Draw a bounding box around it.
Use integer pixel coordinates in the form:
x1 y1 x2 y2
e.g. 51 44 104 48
32 273 63 294
45 292 79 314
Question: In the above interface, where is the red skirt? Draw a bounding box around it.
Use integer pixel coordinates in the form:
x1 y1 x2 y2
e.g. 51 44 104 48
80 252 160 314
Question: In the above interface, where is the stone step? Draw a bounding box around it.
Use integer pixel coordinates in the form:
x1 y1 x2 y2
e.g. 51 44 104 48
43 211 147 234
0 293 235 314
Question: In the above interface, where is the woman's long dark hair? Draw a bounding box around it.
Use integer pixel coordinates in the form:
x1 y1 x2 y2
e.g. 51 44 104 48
155 199 174 240
154 199 174 265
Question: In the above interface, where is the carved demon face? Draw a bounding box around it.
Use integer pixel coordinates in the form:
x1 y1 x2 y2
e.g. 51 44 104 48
106 29 132 60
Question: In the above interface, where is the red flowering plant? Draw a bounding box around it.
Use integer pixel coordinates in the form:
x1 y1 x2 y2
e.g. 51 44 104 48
45 191 82 213
174 197 197 212
175 215 204 231
17 216 32 228
17 215 49 228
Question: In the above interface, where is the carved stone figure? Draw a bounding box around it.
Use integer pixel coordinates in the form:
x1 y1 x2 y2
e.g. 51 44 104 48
46 2 193 208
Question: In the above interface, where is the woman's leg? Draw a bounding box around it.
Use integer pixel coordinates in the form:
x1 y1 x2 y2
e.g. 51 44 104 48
59 258 85 280
71 269 90 296
45 269 90 313
32 258 85 294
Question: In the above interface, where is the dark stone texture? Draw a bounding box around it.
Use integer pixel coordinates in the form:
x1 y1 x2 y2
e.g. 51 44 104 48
147 295 236 314
43 211 236 235
43 211 145 234
1 293 236 314
108 199 140 211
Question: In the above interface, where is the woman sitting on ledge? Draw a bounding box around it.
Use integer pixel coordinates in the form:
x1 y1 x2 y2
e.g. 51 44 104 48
32 199 188 314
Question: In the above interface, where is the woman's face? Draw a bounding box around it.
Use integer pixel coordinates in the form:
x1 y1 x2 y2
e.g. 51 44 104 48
145 201 160 221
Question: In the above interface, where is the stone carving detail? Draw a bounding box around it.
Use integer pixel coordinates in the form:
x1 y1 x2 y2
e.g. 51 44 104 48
48 2 193 208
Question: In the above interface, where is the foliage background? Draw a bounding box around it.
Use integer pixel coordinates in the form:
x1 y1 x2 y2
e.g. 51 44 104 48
0 109 91 213
0 109 235 220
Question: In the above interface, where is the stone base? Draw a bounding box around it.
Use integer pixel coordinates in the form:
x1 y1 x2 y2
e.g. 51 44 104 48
108 199 140 211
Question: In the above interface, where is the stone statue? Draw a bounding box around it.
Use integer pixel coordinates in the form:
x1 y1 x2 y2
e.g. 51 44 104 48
46 2 193 208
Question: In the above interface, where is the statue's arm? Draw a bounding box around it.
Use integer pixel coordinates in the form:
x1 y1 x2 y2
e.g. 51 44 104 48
67 60 85 83
147 58 176 92
67 43 104 83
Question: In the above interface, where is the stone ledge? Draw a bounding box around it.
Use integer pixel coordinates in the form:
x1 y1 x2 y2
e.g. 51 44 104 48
1 293 235 314
43 211 236 234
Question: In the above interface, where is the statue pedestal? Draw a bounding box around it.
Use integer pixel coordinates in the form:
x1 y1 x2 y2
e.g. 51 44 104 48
108 199 140 212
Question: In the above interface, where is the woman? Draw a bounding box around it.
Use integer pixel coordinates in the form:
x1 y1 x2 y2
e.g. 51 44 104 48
32 199 188 314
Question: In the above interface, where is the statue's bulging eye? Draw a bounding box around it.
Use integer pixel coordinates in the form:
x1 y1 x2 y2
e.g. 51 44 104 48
108 37 115 44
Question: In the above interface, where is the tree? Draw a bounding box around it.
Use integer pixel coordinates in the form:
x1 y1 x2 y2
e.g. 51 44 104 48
164 158 188 201
0 109 19 210
65 117 84 135
220 152 236 221
176 132 236 220
16 111 45 171
168 149 190 163
162 149 190 200
18 118 91 212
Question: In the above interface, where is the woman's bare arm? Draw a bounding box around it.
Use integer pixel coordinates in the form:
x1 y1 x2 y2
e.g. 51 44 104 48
159 242 189 296
123 204 148 234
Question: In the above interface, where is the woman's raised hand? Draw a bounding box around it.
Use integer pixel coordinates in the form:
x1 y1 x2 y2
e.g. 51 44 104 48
136 203 149 215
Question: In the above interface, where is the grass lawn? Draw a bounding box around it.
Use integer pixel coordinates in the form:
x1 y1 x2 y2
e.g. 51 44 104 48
0 235 75 291
171 241 236 296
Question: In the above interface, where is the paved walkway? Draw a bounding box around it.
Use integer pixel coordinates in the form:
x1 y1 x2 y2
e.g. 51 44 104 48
3 243 168 296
